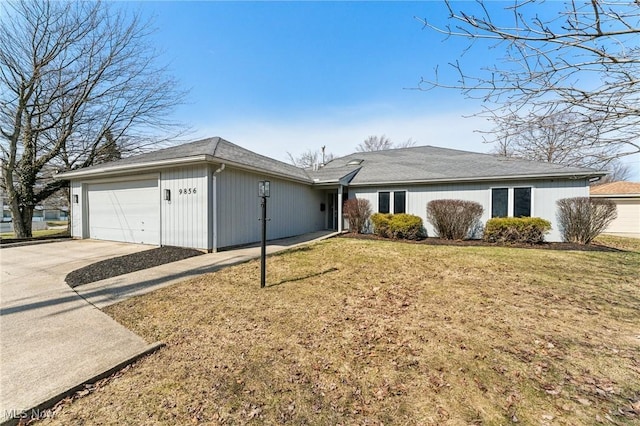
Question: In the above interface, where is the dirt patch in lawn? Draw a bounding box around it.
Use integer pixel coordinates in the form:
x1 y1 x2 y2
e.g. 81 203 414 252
65 246 204 287
41 237 640 425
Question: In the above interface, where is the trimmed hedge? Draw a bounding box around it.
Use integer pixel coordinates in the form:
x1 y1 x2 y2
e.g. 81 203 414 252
371 213 426 240
371 213 392 237
483 217 551 244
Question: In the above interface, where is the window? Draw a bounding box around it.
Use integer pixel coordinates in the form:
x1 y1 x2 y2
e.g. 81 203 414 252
491 188 508 218
393 191 406 214
514 187 531 217
379 191 406 214
492 187 532 218
378 192 390 213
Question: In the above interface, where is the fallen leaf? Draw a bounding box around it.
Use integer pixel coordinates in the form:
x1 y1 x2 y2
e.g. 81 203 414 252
576 397 591 406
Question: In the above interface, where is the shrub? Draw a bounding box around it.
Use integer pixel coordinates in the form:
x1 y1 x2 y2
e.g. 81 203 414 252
427 199 484 240
556 197 617 244
484 217 551 244
370 213 426 240
370 213 392 237
343 198 372 234
388 213 426 240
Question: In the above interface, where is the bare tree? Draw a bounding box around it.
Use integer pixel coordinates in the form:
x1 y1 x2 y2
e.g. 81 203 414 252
489 111 618 169
417 1 640 161
396 138 418 149
287 148 335 168
594 160 633 185
0 1 184 237
356 135 416 152
356 135 393 152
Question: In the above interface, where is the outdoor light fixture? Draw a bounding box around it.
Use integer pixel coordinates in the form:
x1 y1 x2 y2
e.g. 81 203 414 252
258 180 270 197
164 189 171 201
73 194 79 204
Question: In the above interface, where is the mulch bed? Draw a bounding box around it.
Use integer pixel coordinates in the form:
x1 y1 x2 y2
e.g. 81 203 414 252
340 233 625 252
66 246 204 288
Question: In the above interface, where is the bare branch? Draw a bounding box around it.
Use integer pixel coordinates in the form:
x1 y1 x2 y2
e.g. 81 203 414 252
0 0 185 237
418 0 640 161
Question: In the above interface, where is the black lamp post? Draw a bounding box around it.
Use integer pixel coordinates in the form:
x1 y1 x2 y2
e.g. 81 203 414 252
258 181 270 288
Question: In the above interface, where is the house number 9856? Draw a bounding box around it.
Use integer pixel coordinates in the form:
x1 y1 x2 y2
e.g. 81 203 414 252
178 188 196 195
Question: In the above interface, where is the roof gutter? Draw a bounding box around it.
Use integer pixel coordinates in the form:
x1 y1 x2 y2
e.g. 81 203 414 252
54 155 212 180
214 158 313 185
55 155 314 185
347 171 606 187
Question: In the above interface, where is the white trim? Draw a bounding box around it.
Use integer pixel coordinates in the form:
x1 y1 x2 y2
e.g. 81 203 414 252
337 185 343 232
349 172 603 187
489 185 535 218
375 189 408 214
56 156 211 179
376 190 391 214
57 156 313 186
392 189 408 214
85 175 161 245
590 193 640 199
74 173 159 185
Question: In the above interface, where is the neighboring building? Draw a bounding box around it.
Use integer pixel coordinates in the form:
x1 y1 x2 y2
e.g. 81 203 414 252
590 182 640 238
56 137 603 250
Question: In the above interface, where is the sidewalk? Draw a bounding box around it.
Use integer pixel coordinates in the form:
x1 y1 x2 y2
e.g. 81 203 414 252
75 230 338 309
0 231 336 424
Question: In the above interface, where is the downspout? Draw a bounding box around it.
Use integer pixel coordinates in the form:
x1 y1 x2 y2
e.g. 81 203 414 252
212 164 226 252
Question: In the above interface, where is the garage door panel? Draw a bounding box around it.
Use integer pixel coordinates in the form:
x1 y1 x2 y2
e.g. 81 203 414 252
88 180 160 245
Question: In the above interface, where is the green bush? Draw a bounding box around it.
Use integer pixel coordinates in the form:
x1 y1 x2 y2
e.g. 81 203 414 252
388 213 426 240
371 213 426 240
483 217 551 244
370 213 392 237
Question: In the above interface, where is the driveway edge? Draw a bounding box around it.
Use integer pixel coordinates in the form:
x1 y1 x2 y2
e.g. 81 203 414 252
1 341 164 426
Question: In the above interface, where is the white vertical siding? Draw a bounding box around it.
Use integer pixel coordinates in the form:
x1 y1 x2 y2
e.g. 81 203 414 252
160 165 210 250
216 168 325 248
532 179 589 242
351 178 590 242
70 181 84 238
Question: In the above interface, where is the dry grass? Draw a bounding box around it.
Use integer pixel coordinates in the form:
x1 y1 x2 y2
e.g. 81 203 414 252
41 238 639 425
594 234 640 253
0 229 68 240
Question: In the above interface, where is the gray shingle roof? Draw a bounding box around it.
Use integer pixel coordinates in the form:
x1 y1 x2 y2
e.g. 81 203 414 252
306 165 361 183
321 145 601 185
57 138 603 184
58 137 310 181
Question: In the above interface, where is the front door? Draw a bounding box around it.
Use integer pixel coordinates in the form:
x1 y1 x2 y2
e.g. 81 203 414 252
327 192 338 230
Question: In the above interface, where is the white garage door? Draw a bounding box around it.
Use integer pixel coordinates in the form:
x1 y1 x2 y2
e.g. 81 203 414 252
87 179 160 245
607 199 640 236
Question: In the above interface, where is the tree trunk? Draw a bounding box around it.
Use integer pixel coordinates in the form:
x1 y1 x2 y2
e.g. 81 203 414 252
10 198 33 238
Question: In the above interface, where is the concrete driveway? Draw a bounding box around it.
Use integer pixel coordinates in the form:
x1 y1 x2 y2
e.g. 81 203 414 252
0 231 337 424
0 240 162 424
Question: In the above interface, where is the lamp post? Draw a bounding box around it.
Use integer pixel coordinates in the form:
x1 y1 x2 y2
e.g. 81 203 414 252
258 180 270 288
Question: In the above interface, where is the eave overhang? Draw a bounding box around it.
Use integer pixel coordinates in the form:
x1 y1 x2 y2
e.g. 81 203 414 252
347 171 606 187
55 155 314 185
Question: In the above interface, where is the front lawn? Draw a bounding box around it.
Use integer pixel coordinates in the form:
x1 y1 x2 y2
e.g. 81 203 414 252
0 228 69 240
42 238 640 425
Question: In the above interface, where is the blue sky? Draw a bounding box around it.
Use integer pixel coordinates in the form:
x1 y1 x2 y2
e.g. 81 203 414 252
129 1 639 178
